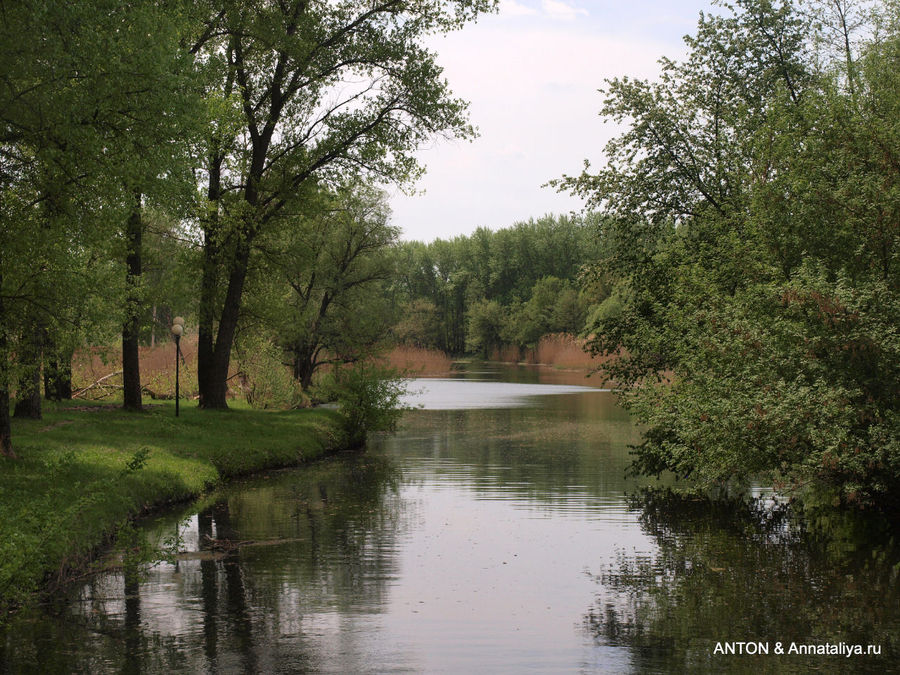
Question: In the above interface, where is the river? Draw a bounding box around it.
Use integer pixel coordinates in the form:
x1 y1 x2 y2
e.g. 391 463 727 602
2 364 898 673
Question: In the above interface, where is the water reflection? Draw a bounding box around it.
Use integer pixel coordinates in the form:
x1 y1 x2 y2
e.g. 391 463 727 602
401 377 605 410
587 489 900 673
383 394 643 516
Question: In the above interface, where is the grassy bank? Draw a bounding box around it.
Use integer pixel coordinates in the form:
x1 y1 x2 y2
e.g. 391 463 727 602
0 399 347 615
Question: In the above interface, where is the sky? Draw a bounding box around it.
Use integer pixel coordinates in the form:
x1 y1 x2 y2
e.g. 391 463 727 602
389 0 718 242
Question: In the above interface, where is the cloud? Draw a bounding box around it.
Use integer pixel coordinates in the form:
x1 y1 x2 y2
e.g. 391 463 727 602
541 0 588 21
390 2 717 241
499 0 537 16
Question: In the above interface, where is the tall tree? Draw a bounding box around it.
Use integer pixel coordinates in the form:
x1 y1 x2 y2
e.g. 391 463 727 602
112 6 202 412
194 0 494 408
0 1 106 450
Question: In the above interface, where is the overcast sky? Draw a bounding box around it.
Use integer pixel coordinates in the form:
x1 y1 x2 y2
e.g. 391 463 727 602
389 0 718 242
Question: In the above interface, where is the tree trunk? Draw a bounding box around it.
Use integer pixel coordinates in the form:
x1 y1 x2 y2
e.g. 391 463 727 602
14 369 42 419
44 342 73 401
122 189 144 412
0 279 14 458
13 322 42 420
198 136 265 409
197 230 220 408
199 237 252 409
198 142 225 409
292 346 318 392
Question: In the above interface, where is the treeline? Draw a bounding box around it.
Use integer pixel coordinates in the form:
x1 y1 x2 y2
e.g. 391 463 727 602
0 0 497 456
389 214 605 356
554 0 900 509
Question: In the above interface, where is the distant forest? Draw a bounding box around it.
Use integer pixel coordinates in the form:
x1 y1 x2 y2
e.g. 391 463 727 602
389 214 605 357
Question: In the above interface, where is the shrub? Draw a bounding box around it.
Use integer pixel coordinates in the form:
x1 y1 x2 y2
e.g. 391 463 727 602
317 362 411 447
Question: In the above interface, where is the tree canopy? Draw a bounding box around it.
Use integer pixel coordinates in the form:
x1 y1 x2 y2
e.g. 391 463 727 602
192 0 496 408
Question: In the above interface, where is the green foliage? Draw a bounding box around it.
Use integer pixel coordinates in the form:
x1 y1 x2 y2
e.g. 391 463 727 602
560 0 900 509
466 298 507 357
139 208 203 345
233 335 307 409
503 276 588 350
317 362 411 447
115 514 188 587
1 0 204 433
392 298 444 348
193 0 497 407
587 282 630 327
246 183 399 390
114 519 151 588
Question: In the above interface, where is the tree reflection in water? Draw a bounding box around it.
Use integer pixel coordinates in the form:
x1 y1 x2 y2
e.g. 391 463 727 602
586 489 900 673
0 451 404 673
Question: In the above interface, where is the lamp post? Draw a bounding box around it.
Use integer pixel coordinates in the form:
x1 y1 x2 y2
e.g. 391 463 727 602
171 317 185 416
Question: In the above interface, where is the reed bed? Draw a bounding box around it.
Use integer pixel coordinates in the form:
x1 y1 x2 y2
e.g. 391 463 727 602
490 333 601 370
381 345 454 377
532 333 598 369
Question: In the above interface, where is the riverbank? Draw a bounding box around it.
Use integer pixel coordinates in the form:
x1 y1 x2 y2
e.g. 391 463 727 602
0 399 347 618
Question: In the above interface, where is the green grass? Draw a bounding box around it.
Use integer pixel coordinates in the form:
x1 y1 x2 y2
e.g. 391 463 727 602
0 398 346 615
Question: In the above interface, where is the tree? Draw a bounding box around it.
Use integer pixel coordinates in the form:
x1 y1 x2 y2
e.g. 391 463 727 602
249 184 399 390
0 0 200 455
112 7 201 412
465 298 506 358
505 276 586 351
1 2 132 450
557 0 900 508
139 208 202 349
194 0 495 409
392 298 443 349
390 213 602 356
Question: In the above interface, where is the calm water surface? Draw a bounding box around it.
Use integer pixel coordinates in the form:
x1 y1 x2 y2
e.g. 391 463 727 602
2 365 899 673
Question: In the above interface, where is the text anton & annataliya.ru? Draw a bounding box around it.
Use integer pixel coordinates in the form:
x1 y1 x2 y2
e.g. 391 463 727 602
713 642 881 657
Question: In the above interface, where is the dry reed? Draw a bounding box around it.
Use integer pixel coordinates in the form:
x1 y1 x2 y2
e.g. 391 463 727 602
490 333 612 371
381 345 454 376
72 336 202 400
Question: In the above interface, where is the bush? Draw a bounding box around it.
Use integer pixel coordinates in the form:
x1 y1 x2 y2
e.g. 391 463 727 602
317 362 411 447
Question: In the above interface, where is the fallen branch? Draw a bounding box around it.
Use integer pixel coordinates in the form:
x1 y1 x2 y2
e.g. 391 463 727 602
141 385 172 400
72 370 123 399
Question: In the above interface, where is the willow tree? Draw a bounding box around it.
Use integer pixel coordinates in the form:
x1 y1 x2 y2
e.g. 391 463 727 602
194 0 495 409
